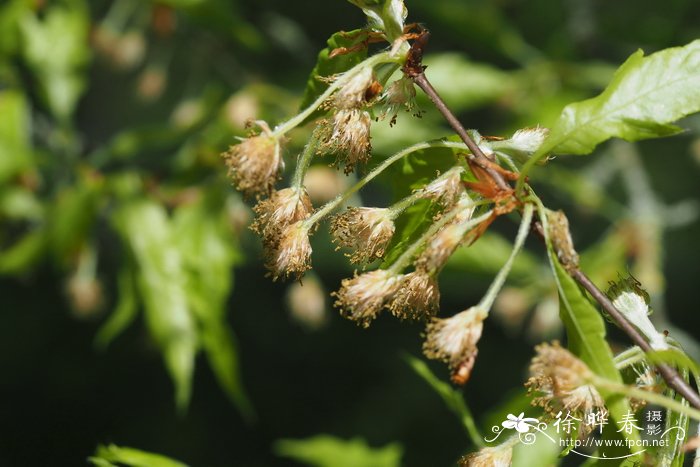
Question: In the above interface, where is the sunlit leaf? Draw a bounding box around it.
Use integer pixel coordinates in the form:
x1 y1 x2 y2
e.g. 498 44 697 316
113 200 197 411
19 4 90 120
89 444 188 467
0 90 33 183
422 54 515 112
274 435 402 467
539 39 700 157
172 194 253 419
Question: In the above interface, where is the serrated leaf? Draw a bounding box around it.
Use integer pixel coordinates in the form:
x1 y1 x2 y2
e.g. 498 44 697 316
89 444 188 467
404 354 483 447
298 29 369 118
172 195 253 420
113 200 197 411
274 435 402 467
538 40 700 157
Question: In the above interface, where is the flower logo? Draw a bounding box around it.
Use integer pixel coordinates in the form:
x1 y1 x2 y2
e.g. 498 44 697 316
502 412 538 433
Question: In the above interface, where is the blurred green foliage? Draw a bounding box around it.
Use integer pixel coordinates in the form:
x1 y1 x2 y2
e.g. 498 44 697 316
0 0 699 466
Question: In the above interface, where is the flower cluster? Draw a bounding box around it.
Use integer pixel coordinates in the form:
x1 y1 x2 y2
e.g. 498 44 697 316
526 341 605 420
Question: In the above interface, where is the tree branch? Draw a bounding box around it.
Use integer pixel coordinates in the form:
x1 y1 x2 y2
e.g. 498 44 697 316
406 34 700 411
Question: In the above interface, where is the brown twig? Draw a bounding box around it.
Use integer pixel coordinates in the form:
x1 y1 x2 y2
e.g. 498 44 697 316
405 31 700 410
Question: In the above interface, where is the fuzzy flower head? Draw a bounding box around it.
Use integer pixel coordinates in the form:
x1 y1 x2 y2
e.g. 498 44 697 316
526 341 604 417
489 126 550 163
388 271 440 321
222 122 283 197
321 109 372 174
333 66 375 110
424 306 487 371
460 444 513 467
330 207 395 264
265 221 312 281
252 187 313 239
422 167 465 208
334 269 403 327
380 76 419 125
607 274 668 350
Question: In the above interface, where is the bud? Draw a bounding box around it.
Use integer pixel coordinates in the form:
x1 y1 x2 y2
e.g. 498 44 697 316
320 108 372 174
334 269 403 327
222 122 283 197
423 306 486 370
303 165 348 204
460 444 513 467
422 167 465 207
66 275 104 318
606 274 668 350
490 126 550 162
334 66 374 110
526 341 604 418
388 271 440 320
286 274 327 330
330 207 395 264
252 187 313 239
547 210 578 273
265 221 312 281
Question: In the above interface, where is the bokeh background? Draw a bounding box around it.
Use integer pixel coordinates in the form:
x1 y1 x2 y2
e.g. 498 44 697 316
1 0 699 466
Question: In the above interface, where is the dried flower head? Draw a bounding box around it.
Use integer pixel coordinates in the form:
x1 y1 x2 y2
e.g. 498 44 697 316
417 220 471 273
320 108 372 174
265 221 312 281
422 167 465 207
252 187 313 239
388 271 440 320
334 66 374 109
381 76 419 125
424 306 487 369
460 445 513 467
334 269 403 327
526 341 604 417
222 122 283 197
330 207 395 263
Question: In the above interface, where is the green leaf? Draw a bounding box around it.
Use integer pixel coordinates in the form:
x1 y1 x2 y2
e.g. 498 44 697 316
422 54 515 113
172 194 253 420
404 354 483 447
89 444 188 467
19 4 90 120
538 39 700 157
0 229 46 274
445 231 541 282
95 264 139 350
274 435 402 467
113 200 197 411
0 90 33 183
299 29 369 118
547 249 640 458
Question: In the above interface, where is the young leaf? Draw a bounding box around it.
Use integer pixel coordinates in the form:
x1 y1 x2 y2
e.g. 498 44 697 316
274 435 402 467
299 29 369 117
89 444 188 467
539 39 700 157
